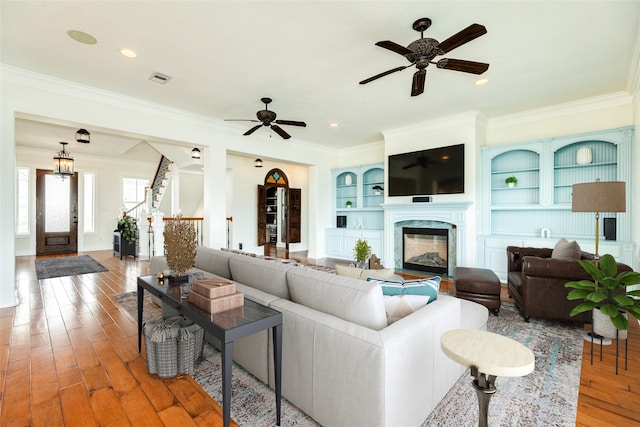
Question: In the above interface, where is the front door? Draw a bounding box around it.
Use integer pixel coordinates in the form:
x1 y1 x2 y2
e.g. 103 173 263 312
36 169 78 255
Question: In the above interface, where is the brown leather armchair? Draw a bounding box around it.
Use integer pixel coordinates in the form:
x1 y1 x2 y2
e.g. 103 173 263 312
506 246 632 323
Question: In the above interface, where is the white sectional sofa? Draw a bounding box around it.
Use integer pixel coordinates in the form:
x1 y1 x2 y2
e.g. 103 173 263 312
150 246 488 427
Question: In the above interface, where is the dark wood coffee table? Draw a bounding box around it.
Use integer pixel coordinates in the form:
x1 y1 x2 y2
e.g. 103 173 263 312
137 275 282 427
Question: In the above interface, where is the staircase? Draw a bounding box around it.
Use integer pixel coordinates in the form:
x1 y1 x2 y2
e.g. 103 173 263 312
151 155 173 210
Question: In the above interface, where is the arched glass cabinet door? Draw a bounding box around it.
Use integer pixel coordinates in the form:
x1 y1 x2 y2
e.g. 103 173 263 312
257 168 301 249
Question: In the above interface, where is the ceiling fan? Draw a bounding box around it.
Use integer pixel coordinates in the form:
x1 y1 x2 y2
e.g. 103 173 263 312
225 98 306 140
359 18 489 96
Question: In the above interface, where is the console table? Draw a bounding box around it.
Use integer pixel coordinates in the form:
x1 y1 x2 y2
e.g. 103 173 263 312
441 329 534 427
136 275 283 427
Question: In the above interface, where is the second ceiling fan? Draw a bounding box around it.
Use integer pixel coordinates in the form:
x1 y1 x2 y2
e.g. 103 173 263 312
226 98 306 140
360 18 489 96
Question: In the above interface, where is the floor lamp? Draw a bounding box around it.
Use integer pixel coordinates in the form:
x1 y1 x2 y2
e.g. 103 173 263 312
571 180 626 259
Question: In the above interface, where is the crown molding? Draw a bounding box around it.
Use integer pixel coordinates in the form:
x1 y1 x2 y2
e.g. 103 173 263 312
382 111 482 140
487 92 632 130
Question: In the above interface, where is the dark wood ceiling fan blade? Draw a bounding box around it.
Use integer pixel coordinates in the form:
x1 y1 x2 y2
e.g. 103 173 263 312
436 23 487 54
275 119 307 127
225 119 261 122
243 124 263 136
360 65 411 85
437 58 489 74
411 70 426 97
375 40 413 56
270 124 291 139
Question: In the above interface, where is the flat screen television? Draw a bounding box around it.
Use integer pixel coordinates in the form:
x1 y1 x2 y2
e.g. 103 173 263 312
388 144 465 196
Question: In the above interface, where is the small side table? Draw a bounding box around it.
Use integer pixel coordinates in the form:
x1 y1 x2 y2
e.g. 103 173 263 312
441 329 535 427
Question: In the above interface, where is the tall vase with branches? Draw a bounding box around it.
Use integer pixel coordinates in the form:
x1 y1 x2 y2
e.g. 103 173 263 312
163 215 197 283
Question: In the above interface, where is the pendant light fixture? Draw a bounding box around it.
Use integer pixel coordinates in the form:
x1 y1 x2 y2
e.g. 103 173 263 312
254 158 263 168
76 128 90 143
191 148 201 159
53 142 74 179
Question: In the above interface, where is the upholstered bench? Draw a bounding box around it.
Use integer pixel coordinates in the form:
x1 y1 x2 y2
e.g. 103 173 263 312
454 267 501 315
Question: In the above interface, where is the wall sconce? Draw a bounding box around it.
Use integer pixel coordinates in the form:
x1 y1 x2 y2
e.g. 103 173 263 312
76 128 90 143
191 148 201 159
53 142 74 179
254 158 263 168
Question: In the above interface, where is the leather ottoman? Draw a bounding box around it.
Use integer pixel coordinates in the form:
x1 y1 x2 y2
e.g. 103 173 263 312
454 267 501 315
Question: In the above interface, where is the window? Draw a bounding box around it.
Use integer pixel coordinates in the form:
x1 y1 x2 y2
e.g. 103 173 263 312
16 167 29 234
84 172 95 233
122 178 149 212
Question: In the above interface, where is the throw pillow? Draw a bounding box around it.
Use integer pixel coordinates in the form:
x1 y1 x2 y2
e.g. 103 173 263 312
334 264 364 279
551 237 582 260
368 276 441 302
383 295 431 324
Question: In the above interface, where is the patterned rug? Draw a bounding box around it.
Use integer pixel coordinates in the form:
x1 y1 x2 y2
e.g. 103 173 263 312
114 292 582 426
35 255 108 279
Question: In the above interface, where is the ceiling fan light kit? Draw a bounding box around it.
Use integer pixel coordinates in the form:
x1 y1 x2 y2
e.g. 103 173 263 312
360 17 489 96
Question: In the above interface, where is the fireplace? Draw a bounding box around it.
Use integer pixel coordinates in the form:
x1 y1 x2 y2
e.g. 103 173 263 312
402 227 449 274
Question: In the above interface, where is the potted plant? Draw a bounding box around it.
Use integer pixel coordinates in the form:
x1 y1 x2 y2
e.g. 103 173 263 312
117 214 138 244
353 238 372 268
565 254 640 338
505 176 518 188
346 200 353 208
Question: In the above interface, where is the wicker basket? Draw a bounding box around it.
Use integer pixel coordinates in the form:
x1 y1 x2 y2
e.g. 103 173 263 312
144 316 204 378
178 319 204 375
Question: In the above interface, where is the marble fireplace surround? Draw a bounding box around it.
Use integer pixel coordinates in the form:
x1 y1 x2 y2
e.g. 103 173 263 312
381 202 473 277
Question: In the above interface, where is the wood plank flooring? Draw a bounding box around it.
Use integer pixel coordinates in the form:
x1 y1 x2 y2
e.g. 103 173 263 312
1 251 236 427
2 249 639 426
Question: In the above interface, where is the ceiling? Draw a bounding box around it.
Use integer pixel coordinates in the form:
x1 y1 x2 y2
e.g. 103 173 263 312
2 1 640 158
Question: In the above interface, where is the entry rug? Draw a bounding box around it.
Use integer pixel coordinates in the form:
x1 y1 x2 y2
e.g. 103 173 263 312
115 292 582 426
35 255 108 279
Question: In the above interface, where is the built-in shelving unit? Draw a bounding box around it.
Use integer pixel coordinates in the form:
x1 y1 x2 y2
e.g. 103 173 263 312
478 126 634 280
326 163 384 260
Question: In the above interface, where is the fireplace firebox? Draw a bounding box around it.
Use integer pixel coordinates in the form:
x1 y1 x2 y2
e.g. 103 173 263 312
402 227 449 274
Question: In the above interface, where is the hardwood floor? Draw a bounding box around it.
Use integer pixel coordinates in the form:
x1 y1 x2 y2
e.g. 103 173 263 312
1 251 236 427
2 250 639 426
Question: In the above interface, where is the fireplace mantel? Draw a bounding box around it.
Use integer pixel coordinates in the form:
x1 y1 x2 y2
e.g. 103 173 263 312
381 202 473 272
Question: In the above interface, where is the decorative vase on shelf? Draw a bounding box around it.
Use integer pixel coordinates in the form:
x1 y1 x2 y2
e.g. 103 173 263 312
345 174 352 186
576 146 592 165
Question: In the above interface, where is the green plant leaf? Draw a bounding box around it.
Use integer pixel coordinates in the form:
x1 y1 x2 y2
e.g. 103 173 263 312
599 254 617 277
569 301 596 316
567 289 590 300
599 303 619 316
564 280 597 290
578 260 603 282
613 294 636 307
618 271 640 285
610 313 629 331
586 291 606 303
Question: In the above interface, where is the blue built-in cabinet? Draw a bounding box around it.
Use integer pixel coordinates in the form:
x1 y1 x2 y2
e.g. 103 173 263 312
326 163 384 260
479 126 634 281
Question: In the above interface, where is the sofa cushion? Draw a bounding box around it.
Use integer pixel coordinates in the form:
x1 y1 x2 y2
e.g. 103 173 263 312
286 267 388 330
360 268 396 281
334 264 363 279
229 254 292 300
194 246 233 279
383 295 431 324
551 237 581 260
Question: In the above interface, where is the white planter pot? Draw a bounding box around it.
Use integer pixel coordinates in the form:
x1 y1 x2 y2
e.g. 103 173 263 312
592 308 628 340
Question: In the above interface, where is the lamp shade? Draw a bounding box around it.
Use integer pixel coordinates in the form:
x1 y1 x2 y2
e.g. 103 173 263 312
571 181 626 213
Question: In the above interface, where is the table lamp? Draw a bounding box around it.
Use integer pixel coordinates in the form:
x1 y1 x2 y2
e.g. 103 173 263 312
571 180 626 259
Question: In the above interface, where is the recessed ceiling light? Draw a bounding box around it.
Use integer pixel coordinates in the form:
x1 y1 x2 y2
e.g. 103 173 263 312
330 123 339 128
119 48 137 58
67 30 97 45
475 78 489 86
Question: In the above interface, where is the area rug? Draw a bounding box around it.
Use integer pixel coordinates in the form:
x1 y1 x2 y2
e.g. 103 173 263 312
35 255 108 279
115 292 582 426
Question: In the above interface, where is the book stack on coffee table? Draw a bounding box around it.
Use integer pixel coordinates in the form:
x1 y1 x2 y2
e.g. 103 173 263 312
188 278 244 314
